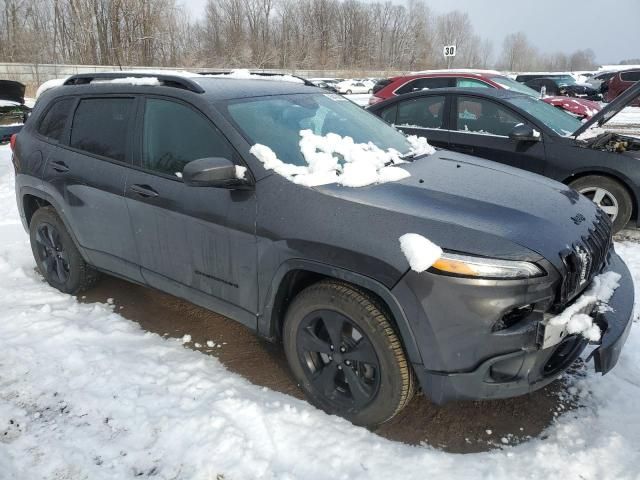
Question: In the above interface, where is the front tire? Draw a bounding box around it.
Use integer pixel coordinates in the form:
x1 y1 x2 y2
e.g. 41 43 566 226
29 206 99 294
283 280 415 426
346 89 352 94
570 175 632 233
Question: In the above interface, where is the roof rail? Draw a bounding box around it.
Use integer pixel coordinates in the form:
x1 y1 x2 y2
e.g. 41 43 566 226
63 72 205 94
197 70 316 87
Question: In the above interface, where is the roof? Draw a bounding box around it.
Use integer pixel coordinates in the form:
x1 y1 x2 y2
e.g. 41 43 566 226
366 87 529 110
409 69 502 76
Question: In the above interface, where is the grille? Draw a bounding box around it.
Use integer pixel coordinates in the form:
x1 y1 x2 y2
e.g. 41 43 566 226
558 211 612 306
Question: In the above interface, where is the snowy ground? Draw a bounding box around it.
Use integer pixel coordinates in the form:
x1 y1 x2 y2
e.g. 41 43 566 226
607 106 640 137
1 143 640 479
344 94 371 106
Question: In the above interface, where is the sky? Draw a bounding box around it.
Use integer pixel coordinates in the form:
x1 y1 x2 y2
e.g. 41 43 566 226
183 0 639 65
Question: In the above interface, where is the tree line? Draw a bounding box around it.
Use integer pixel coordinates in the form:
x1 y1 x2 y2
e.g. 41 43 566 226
0 0 601 72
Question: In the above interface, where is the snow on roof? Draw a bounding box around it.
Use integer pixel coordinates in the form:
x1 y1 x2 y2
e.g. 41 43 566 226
202 69 304 84
35 78 67 99
598 65 640 72
92 77 162 86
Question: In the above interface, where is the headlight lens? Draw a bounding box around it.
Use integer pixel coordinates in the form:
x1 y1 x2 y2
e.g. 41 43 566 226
432 252 545 279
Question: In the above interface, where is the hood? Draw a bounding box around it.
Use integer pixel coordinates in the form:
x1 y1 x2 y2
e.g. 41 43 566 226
543 96 601 119
573 80 640 137
317 150 602 272
0 80 25 105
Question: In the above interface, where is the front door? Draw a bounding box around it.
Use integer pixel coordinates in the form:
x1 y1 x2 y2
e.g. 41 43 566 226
448 95 546 174
125 96 258 325
383 94 450 148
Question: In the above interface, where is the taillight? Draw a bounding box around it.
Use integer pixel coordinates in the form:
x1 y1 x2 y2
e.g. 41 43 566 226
9 134 17 151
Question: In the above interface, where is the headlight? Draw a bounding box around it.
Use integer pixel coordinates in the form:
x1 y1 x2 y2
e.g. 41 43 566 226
432 252 545 279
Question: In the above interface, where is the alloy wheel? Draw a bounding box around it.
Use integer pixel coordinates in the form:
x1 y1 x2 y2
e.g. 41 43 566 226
578 186 619 221
34 222 70 284
297 309 380 411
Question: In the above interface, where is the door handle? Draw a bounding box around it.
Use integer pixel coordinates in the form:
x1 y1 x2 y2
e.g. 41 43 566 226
50 160 69 173
455 145 475 154
130 184 159 198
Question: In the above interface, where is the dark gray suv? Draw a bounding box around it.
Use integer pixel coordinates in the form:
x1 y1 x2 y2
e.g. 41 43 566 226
10 72 634 427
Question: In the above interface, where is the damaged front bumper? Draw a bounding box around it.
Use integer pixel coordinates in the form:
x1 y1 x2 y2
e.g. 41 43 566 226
410 252 633 404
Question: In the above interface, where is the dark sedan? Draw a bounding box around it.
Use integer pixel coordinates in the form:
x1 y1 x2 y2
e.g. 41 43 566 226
524 77 602 101
368 85 640 232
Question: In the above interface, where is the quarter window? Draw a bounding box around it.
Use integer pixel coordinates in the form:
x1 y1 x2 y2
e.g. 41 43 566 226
38 98 75 142
70 98 134 162
396 96 446 129
620 71 640 82
142 98 233 177
456 78 491 89
456 97 522 136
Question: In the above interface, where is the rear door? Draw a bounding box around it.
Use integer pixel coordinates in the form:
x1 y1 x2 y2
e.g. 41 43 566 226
377 94 450 148
42 96 143 282
125 96 258 325
447 94 546 173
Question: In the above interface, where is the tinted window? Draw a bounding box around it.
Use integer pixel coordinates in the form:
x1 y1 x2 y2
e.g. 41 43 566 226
396 77 452 95
507 96 581 136
621 71 640 82
70 98 133 161
38 98 74 142
456 78 491 88
143 98 233 177
397 96 446 129
379 104 398 124
456 97 522 136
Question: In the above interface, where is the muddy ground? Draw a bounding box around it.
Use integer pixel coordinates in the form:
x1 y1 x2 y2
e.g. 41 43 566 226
81 275 582 454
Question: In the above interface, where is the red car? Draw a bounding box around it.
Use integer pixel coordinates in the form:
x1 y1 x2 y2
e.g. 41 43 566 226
604 69 640 106
370 71 601 119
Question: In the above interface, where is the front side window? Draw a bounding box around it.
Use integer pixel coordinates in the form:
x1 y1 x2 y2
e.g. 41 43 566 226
142 98 233 176
396 77 452 95
38 98 75 142
396 96 446 129
456 97 522 136
506 95 582 136
456 78 491 89
70 98 134 161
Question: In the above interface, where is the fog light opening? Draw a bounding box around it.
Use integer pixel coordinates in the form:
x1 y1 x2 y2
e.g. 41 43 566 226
493 304 534 332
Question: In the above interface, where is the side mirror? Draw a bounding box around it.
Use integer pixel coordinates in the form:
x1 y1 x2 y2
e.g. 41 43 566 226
182 157 251 189
509 124 541 142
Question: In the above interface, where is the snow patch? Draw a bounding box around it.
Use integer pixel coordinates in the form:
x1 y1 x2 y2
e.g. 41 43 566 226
35 78 66 99
250 131 435 188
399 233 443 273
235 165 247 180
96 76 161 86
205 69 304 84
548 271 622 341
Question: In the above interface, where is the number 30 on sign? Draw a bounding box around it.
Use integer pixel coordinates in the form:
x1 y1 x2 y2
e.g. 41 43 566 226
443 45 456 57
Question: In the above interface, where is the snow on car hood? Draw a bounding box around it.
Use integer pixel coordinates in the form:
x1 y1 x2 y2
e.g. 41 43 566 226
574 80 640 138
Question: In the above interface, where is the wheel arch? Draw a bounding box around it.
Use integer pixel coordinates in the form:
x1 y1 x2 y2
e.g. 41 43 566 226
563 169 639 222
258 259 423 364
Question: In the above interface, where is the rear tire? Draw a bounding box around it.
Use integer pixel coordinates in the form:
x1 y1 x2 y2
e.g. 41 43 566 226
283 280 415 426
570 175 632 233
29 206 99 294
346 89 352 94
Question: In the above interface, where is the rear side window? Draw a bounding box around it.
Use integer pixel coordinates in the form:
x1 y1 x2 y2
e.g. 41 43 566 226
379 104 398 124
396 96 446 129
456 97 522 136
456 78 491 88
70 98 134 162
620 71 640 82
38 98 74 142
396 77 452 95
372 79 392 94
142 98 233 177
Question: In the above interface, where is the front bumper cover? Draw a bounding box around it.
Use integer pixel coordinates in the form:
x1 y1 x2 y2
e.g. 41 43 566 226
412 252 633 404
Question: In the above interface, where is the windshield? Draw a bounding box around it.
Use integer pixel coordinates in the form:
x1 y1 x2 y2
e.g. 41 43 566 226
506 96 583 136
552 75 577 86
226 93 412 166
490 76 539 97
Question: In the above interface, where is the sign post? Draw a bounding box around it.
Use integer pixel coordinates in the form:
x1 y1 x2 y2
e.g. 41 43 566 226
443 45 456 69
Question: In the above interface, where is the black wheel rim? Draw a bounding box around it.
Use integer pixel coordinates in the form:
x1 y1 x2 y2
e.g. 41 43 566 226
34 222 70 284
297 309 380 412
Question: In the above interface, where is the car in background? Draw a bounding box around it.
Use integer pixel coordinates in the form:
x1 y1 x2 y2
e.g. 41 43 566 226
336 80 373 94
370 71 601 119
368 81 640 232
605 69 640 106
0 80 31 144
587 71 617 93
523 77 602 101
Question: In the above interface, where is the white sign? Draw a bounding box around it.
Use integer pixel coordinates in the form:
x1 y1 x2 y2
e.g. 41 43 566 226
443 45 456 57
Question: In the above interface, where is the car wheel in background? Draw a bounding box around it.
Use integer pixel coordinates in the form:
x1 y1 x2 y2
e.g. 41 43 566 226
346 89 352 94
368 89 373 94
29 206 99 294
283 280 415 427
570 175 632 233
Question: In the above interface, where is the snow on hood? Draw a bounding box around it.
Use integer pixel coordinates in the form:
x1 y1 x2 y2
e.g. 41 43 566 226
250 132 435 187
399 233 442 272
204 69 304 84
548 270 621 341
